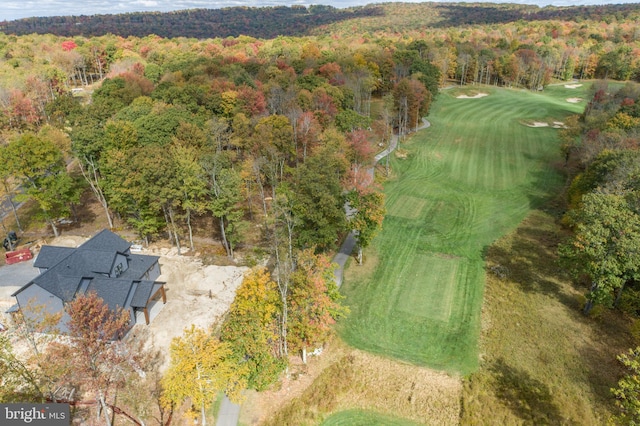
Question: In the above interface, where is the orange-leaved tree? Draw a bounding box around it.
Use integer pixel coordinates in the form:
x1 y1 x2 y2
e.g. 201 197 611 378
288 249 349 364
45 292 136 426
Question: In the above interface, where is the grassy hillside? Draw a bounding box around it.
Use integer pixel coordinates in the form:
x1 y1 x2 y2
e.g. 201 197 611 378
338 84 588 374
460 208 634 424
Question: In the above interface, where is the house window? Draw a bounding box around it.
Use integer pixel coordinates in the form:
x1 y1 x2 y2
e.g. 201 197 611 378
115 263 124 277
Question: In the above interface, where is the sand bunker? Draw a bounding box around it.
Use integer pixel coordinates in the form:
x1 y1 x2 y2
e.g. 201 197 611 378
527 122 550 128
566 97 583 103
564 84 583 89
456 93 488 99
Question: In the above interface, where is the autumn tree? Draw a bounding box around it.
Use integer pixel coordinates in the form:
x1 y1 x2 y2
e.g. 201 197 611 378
295 111 321 161
8 297 68 401
252 114 295 177
204 150 246 258
373 94 395 175
162 325 245 426
3 132 79 237
172 142 208 252
221 268 285 390
45 292 135 426
269 184 298 357
559 192 640 314
71 119 117 229
347 188 386 265
612 347 640 425
288 249 348 363
0 334 44 403
293 147 348 251
0 148 23 232
346 129 376 191
393 78 429 138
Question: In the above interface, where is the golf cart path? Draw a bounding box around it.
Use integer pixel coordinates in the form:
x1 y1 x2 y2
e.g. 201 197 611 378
217 118 430 426
333 118 430 287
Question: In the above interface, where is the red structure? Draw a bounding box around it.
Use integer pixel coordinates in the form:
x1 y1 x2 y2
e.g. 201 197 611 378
5 248 32 265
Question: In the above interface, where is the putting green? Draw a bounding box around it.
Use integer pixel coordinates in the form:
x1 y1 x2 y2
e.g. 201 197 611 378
320 410 423 426
339 84 589 374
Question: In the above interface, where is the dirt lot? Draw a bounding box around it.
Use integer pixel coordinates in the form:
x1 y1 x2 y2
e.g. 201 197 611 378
139 244 248 370
0 234 248 371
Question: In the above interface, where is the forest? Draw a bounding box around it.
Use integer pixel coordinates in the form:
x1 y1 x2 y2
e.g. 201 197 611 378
1 1 640 424
1 3 639 39
0 5 384 40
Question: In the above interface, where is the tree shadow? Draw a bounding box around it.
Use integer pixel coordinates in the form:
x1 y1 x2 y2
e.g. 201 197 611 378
62 190 98 232
577 309 635 410
489 357 564 424
483 219 579 311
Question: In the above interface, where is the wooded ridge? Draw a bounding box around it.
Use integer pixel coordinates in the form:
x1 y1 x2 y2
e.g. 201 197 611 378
1 3 639 39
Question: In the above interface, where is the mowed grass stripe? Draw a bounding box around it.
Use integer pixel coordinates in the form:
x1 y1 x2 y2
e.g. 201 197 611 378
339 85 589 374
320 409 424 426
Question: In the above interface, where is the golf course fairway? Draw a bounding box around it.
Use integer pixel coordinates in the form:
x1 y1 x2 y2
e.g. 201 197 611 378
338 84 589 374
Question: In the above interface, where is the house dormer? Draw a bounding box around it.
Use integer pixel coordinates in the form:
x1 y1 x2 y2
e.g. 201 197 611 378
9 229 165 330
111 253 129 278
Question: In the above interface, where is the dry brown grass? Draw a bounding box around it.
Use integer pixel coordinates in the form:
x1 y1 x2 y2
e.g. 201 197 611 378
461 209 635 425
249 338 461 426
343 247 379 283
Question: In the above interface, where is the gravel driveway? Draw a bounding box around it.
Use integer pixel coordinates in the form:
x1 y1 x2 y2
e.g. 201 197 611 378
0 259 39 301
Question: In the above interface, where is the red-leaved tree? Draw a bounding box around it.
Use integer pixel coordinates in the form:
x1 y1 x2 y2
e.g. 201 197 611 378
45 293 140 426
61 40 77 52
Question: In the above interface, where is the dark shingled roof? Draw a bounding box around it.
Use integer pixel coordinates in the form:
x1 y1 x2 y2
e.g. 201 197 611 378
131 280 155 308
12 230 163 323
79 250 117 275
78 229 130 254
33 246 75 269
120 254 159 280
86 277 134 311
55 275 83 302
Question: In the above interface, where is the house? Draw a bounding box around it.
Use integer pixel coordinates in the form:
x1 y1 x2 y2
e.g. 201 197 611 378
8 230 166 332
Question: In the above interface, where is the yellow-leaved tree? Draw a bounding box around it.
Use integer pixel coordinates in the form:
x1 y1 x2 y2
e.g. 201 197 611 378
221 267 285 391
161 325 245 426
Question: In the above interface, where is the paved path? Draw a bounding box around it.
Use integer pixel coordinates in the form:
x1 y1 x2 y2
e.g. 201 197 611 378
334 118 431 287
215 396 241 426
332 231 357 287
216 119 431 426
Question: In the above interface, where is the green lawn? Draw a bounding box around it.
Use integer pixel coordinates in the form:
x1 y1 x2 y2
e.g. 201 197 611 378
338 84 589 374
320 409 423 426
